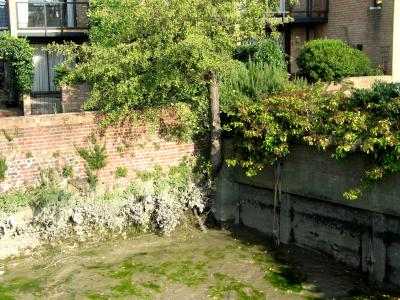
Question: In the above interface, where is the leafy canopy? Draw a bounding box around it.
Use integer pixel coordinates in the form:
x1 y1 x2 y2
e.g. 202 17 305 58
0 32 34 103
50 0 281 124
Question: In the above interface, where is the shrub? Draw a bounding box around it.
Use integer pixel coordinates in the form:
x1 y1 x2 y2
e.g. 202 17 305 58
297 39 372 82
221 61 289 114
234 38 286 70
77 143 107 170
0 32 34 104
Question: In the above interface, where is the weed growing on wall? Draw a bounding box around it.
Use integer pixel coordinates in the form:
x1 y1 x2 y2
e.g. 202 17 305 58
2 129 13 142
77 143 107 170
0 155 7 181
62 165 74 178
115 167 128 178
77 138 107 190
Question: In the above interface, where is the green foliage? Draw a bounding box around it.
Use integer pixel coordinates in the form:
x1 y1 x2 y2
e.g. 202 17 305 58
53 65 69 87
77 143 107 170
221 61 289 114
0 190 31 214
86 166 99 190
234 38 286 70
0 154 8 181
209 273 265 300
225 82 400 199
2 129 13 142
47 0 280 125
62 165 74 178
0 32 34 103
115 167 128 178
224 86 317 175
297 39 372 82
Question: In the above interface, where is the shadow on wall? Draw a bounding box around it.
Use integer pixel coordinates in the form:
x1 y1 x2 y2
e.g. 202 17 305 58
214 140 400 293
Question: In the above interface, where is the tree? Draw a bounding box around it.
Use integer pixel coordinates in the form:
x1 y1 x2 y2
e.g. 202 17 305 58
51 0 281 174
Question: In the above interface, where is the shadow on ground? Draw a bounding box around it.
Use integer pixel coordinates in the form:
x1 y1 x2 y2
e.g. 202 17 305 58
226 223 399 300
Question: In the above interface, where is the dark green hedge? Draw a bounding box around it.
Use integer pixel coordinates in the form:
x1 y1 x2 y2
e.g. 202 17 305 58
297 39 372 82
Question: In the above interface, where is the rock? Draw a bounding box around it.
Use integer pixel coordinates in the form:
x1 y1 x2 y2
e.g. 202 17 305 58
5 216 16 229
0 222 6 235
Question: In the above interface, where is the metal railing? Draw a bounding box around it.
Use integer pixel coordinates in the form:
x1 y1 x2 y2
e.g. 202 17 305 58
0 1 9 30
16 1 89 30
287 0 329 23
30 92 61 115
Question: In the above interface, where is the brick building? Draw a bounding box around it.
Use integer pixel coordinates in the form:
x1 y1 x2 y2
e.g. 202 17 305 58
0 0 89 114
283 0 400 81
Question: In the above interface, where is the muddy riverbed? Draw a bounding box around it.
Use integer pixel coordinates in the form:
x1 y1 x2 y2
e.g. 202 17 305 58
0 226 395 299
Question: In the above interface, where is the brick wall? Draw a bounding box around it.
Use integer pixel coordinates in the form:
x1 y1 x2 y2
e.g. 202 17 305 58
76 0 89 28
0 111 199 192
289 0 395 74
61 84 90 113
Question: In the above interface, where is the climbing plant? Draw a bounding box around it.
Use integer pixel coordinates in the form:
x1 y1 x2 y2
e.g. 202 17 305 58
0 32 34 104
225 82 400 200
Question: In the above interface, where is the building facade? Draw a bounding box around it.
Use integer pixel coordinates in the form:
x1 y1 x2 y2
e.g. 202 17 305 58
0 0 88 114
284 0 400 81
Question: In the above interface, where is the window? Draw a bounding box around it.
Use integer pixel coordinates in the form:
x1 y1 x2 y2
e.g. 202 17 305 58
372 0 382 8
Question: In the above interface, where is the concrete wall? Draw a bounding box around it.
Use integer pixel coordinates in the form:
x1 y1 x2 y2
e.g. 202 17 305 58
215 140 400 290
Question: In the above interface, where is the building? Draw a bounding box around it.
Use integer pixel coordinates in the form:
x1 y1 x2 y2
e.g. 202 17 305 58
283 0 400 81
0 0 89 114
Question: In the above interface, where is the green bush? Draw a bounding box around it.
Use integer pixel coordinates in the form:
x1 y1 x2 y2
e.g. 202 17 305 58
0 32 34 104
221 60 289 114
77 143 107 170
297 39 372 82
234 38 286 70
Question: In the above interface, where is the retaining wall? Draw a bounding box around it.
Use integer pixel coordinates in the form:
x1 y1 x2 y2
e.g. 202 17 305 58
215 140 400 290
0 111 198 191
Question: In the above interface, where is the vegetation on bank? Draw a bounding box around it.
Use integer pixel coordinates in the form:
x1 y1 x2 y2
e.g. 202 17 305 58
0 157 211 236
224 81 400 199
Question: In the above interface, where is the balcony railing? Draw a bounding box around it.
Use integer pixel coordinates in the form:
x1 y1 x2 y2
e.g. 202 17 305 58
287 0 329 24
0 1 9 30
16 1 89 31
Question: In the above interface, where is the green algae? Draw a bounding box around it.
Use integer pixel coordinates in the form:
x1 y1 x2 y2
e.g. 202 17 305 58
111 279 144 297
0 276 42 299
209 272 265 300
265 266 305 293
251 251 305 293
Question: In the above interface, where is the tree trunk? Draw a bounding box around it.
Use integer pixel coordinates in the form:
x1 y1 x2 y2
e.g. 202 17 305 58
209 71 222 176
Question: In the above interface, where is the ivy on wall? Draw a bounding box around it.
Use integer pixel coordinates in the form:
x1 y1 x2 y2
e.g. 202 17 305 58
0 32 34 104
225 82 400 200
